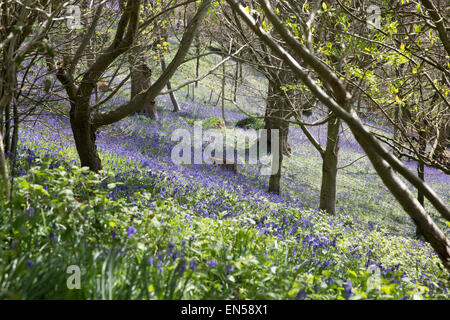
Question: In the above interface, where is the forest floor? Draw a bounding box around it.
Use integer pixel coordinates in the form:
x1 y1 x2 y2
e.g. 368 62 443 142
2 44 449 299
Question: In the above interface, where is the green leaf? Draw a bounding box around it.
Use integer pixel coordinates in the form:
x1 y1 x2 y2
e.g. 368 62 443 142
33 184 50 196
262 20 267 30
44 79 52 92
20 179 30 190
347 269 357 278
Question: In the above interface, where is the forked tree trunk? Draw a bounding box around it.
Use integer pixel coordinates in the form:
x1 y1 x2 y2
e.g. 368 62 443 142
57 0 211 174
319 115 340 215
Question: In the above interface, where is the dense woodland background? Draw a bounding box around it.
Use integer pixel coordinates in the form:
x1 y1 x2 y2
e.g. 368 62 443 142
0 0 449 299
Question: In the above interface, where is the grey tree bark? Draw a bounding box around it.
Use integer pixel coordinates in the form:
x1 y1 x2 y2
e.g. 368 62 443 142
266 78 285 194
131 60 158 120
160 56 180 112
221 58 226 124
319 115 341 215
159 28 180 112
265 74 291 194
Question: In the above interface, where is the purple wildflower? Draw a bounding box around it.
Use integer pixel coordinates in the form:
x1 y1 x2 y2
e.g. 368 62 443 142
207 259 218 267
296 290 307 300
189 259 198 270
344 280 353 299
226 264 234 274
127 226 137 238
178 260 187 276
50 223 57 244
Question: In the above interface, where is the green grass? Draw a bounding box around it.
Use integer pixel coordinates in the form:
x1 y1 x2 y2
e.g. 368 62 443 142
236 117 265 130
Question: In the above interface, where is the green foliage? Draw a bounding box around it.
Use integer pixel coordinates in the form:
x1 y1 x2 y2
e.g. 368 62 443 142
186 116 224 129
235 117 265 130
0 155 448 299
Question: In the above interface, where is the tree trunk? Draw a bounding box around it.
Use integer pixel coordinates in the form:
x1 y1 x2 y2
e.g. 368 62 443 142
131 61 158 120
1 45 17 158
416 126 427 237
393 104 404 159
195 36 200 87
417 162 425 206
269 132 282 194
319 115 340 215
432 120 449 164
167 80 180 112
160 55 180 112
194 1 200 88
70 108 102 172
266 77 289 194
158 24 180 112
265 78 291 156
233 60 239 102
0 43 15 199
221 59 226 124
3 106 10 154
416 159 425 238
10 103 19 178
57 0 211 174
0 128 11 199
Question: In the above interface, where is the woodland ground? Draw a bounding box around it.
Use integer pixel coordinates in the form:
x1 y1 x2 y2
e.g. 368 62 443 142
0 42 449 299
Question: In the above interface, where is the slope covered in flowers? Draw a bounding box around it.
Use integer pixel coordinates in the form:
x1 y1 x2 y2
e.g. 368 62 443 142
1 51 449 299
